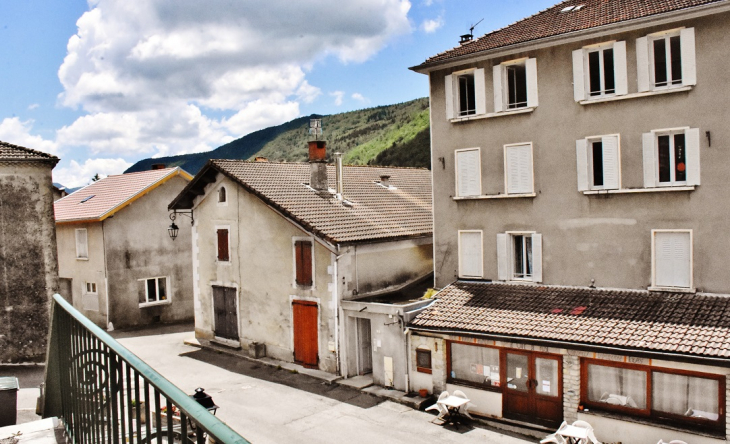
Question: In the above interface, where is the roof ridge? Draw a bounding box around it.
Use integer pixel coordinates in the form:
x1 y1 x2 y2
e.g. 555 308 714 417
0 139 59 160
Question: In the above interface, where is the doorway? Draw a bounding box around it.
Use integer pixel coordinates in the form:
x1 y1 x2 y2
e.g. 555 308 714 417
356 318 373 375
212 286 238 340
292 300 318 368
502 350 563 428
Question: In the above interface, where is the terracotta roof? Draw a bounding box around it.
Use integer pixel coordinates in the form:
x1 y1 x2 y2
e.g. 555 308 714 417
55 168 192 223
171 160 433 244
411 281 730 360
415 0 727 68
0 140 59 166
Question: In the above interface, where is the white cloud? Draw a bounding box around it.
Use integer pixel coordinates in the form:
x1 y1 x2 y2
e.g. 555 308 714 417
330 91 345 106
0 118 58 155
28 104 39 110
351 93 368 103
421 16 443 33
53 158 133 188
223 100 300 137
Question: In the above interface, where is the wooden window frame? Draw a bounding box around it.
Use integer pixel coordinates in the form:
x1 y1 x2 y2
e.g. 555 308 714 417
580 358 725 433
216 227 230 262
416 348 432 374
294 239 314 288
446 340 502 393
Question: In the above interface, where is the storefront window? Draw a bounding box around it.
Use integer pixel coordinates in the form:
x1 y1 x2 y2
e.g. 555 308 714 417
448 342 500 389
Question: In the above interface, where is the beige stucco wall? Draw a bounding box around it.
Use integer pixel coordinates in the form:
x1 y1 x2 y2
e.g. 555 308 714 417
429 11 730 292
0 162 58 362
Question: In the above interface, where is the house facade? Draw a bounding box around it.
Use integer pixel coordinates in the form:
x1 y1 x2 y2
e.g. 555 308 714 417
55 167 194 329
0 141 59 362
410 0 730 442
169 145 433 387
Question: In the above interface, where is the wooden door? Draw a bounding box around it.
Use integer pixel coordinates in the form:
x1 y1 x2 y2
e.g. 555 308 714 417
292 300 318 367
357 318 373 375
213 286 238 340
503 350 562 428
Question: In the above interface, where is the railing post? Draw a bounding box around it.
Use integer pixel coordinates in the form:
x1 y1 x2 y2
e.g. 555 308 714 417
41 297 63 419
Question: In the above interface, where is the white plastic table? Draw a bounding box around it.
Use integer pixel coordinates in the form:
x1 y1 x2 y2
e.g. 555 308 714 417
557 424 589 444
437 396 470 424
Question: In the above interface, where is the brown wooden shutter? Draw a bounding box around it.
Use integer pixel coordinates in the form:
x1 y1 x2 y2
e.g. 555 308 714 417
295 241 313 286
217 229 229 261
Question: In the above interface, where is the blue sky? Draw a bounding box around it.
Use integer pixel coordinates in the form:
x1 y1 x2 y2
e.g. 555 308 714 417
0 0 557 187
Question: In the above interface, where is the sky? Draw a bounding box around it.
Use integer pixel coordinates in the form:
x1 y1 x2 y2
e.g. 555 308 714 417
0 0 558 188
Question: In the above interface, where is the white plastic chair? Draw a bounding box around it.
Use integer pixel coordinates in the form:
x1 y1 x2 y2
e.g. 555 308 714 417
571 420 601 444
452 390 475 419
540 421 567 444
425 391 450 422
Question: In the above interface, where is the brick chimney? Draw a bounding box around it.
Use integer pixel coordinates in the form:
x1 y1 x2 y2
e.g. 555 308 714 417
309 140 328 193
151 163 166 170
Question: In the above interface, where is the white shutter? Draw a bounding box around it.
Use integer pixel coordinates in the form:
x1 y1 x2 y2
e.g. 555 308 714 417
685 128 701 186
505 144 533 194
76 229 88 259
497 233 509 281
602 135 620 189
636 36 651 92
526 58 539 107
456 149 481 196
444 74 454 119
680 28 696 86
474 68 487 115
572 49 585 101
613 41 628 96
576 139 589 191
642 132 657 188
655 232 691 288
493 65 503 113
531 233 542 283
459 231 483 278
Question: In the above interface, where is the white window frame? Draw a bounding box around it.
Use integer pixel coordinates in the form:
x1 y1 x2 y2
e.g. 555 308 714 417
651 229 693 291
292 236 316 289
637 28 696 92
494 58 538 113
445 68 486 120
572 41 628 101
503 142 534 195
576 134 621 192
497 232 542 283
642 127 700 188
75 228 89 260
455 148 482 197
84 282 97 294
458 230 483 279
217 186 228 207
139 276 170 307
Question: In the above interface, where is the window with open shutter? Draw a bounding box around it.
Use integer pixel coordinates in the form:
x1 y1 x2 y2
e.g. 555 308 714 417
455 148 481 197
638 28 695 91
445 69 487 120
217 229 229 262
576 135 621 191
504 143 534 195
458 231 482 278
643 128 699 188
572 41 627 101
653 230 691 289
295 240 313 286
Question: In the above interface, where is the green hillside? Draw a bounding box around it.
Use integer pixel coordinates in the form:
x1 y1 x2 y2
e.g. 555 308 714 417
125 97 430 175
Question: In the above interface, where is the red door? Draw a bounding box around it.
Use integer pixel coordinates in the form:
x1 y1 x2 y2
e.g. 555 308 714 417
502 350 563 428
292 301 318 368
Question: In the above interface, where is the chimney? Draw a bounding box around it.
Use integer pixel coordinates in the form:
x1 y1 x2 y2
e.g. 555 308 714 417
151 163 166 170
459 34 473 45
254 156 268 162
334 152 344 198
380 175 391 188
309 140 328 193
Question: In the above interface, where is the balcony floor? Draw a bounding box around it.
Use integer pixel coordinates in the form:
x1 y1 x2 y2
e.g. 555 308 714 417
0 417 65 443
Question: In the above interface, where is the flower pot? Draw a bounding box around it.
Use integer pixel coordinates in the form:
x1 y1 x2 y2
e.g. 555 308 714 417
419 389 428 398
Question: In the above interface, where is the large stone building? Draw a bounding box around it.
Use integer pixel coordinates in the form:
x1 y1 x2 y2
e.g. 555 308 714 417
0 141 59 362
408 0 730 442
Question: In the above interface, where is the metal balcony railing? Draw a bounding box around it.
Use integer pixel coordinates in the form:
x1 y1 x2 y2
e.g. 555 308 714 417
42 294 249 444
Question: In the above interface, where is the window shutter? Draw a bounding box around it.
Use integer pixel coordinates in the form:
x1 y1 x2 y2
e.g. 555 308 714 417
613 41 628 96
680 28 697 86
493 65 503 113
138 279 147 304
642 132 657 188
655 232 691 288
444 74 454 120
526 58 539 107
685 128 701 186
295 241 313 286
456 149 481 197
531 234 543 283
75 229 88 259
602 135 620 189
497 233 509 281
217 229 229 261
636 37 650 92
575 139 589 191
505 144 533 194
474 68 486 115
572 49 585 101
458 231 482 278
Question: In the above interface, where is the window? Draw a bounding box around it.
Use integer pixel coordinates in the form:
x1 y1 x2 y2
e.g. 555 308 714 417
652 230 692 290
504 143 534 195
140 277 168 304
294 240 313 287
218 186 226 204
455 148 481 197
493 58 538 112
416 348 432 374
637 28 696 92
582 359 724 432
458 230 483 278
642 128 700 188
447 342 500 390
444 69 486 119
216 228 229 262
85 282 97 294
497 232 542 282
75 228 88 259
576 134 620 191
572 41 628 101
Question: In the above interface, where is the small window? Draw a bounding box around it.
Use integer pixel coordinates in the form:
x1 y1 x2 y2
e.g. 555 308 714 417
642 128 700 188
141 277 168 304
218 187 226 203
416 348 432 374
576 134 621 191
494 58 538 112
294 240 313 287
455 148 481 197
652 230 692 290
512 234 532 279
458 230 483 279
75 229 88 259
637 28 696 92
457 73 475 116
572 41 627 101
85 282 97 294
448 342 500 390
504 143 534 195
497 232 542 282
217 228 229 262
444 69 486 119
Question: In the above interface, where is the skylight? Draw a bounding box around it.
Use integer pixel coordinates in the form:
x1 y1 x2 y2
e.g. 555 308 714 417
561 4 584 12
80 195 95 203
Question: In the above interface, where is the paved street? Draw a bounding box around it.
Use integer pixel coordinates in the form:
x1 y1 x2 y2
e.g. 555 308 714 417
117 328 533 444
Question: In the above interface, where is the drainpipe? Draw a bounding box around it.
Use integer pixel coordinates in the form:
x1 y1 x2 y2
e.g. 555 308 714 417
333 245 341 376
399 313 410 393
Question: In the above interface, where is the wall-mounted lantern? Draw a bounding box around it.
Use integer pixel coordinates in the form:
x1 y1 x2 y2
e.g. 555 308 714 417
168 209 194 241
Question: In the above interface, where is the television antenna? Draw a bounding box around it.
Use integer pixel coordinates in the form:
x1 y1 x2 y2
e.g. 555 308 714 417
469 18 483 37
309 118 322 140
460 18 483 44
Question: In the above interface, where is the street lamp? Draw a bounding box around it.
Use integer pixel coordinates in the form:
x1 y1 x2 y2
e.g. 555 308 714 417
168 210 193 241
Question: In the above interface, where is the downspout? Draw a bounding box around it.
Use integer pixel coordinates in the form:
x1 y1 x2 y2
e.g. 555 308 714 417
101 220 111 330
399 313 410 393
333 244 341 376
